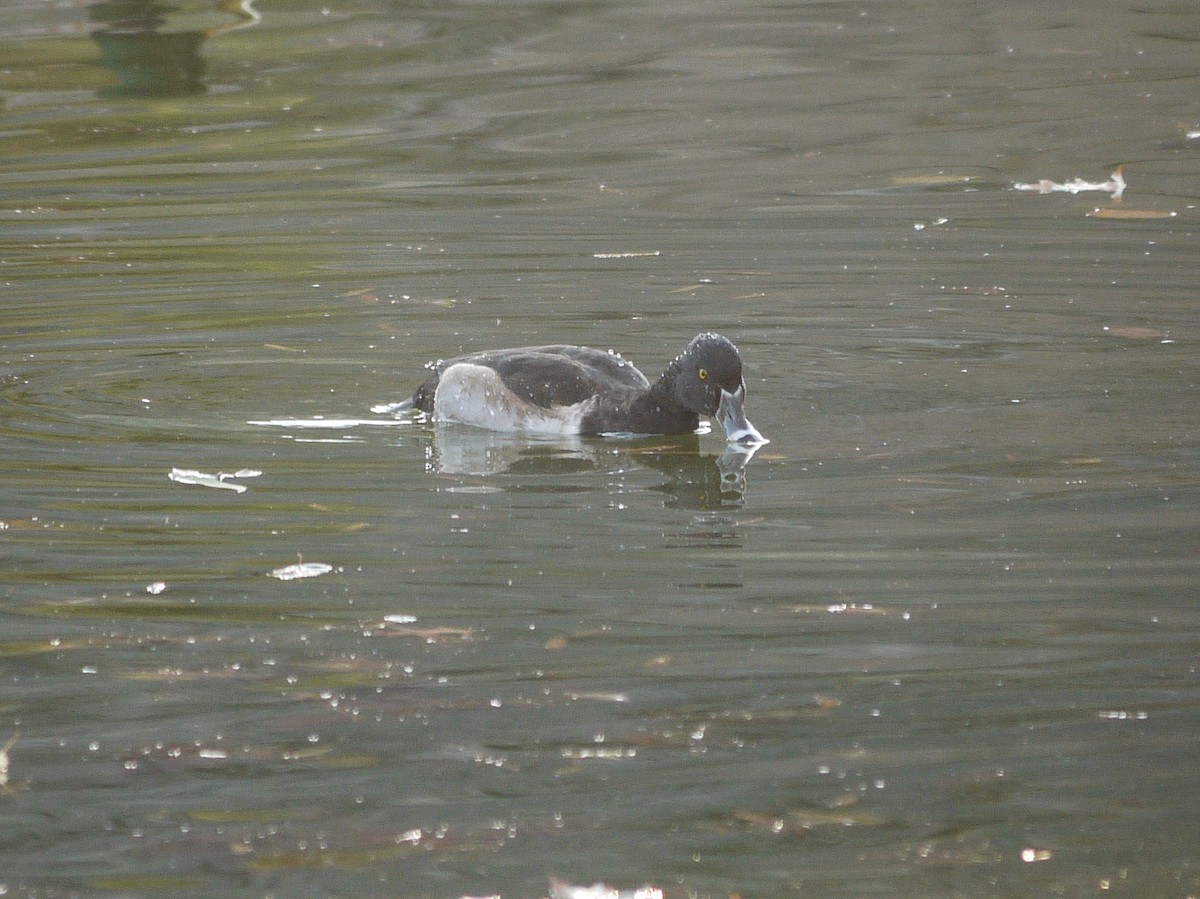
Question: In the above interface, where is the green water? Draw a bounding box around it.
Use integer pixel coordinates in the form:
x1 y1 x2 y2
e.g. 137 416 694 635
1 0 1198 895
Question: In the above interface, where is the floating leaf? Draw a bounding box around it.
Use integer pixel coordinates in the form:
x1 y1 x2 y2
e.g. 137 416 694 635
268 562 333 581
1021 847 1054 863
891 173 976 186
372 624 474 642
168 467 260 493
1103 326 1169 339
1087 207 1176 220
1014 166 1125 198
223 468 263 478
0 731 17 788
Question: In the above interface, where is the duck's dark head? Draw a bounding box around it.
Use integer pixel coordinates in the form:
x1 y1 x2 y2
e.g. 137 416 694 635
660 333 767 445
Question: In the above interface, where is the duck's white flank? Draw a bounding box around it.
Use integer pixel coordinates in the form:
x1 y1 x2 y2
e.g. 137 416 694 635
432 362 594 435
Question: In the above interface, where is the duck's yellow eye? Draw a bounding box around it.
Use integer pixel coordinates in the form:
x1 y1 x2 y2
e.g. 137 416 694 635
697 368 708 381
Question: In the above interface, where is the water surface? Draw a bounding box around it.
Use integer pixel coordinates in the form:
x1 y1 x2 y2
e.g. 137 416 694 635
1 0 1198 895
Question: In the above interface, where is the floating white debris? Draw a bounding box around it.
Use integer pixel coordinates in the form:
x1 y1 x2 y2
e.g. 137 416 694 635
146 581 167 595
549 879 662 899
592 250 661 259
222 468 262 479
565 691 629 703
168 468 261 493
560 746 637 760
0 732 16 789
383 614 418 624
268 562 334 581
1013 166 1125 199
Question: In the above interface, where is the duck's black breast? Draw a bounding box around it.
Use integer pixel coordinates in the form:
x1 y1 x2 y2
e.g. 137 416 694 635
412 345 650 416
580 389 701 437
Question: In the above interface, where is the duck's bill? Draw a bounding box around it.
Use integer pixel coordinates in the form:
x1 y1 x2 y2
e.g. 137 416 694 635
716 384 768 446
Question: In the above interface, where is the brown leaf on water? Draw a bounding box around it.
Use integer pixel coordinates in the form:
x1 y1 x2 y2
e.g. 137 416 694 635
0 517 46 530
1103 326 1169 340
339 288 380 304
1087 207 1176 219
890 173 976 186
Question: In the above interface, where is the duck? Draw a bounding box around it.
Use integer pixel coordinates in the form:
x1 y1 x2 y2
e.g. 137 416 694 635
399 332 767 445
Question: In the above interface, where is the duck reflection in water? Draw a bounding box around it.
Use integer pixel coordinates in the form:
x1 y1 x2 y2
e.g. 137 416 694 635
90 0 259 99
422 429 762 510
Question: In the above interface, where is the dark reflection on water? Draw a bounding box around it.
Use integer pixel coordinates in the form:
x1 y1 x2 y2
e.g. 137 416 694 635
89 0 259 98
423 427 758 510
94 27 208 99
1 0 1198 895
